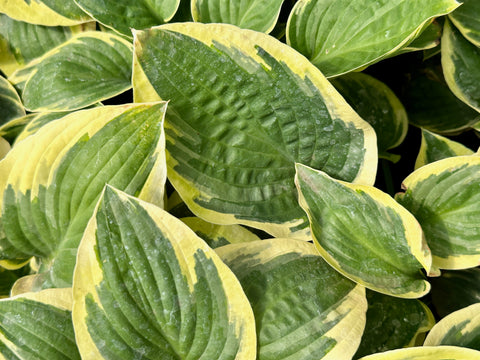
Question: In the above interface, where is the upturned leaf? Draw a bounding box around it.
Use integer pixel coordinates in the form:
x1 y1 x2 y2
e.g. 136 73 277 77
286 0 460 77
191 0 284 33
73 186 256 359
216 238 367 360
396 154 480 270
133 22 377 239
0 103 167 288
449 0 480 47
295 163 432 298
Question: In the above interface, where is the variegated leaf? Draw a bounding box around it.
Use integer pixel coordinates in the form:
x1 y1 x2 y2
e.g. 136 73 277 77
449 0 480 47
0 75 25 126
358 346 480 360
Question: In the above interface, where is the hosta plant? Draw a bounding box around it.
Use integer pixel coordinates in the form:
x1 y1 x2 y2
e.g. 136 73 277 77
0 0 479 359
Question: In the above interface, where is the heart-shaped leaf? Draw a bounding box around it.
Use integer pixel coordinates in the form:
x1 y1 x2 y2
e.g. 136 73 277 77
133 22 377 239
396 154 480 270
216 238 367 360
0 103 167 288
295 163 432 298
191 0 284 33
73 186 256 359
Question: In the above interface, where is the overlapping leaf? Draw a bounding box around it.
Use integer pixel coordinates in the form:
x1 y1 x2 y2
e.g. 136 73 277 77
0 288 80 359
442 19 480 113
424 303 480 350
133 22 377 239
0 103 167 288
0 0 91 26
295 164 432 298
354 290 435 358
0 75 24 126
73 186 256 359
0 137 9 160
286 0 460 77
449 0 480 47
9 31 132 112
191 0 284 33
74 0 180 37
415 129 474 169
396 154 480 269
331 72 408 161
216 238 367 360
358 346 480 359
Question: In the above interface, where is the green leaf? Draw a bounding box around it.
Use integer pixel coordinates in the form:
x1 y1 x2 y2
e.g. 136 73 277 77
0 76 25 127
442 19 480 113
133 22 377 239
449 0 480 47
330 72 408 160
286 0 460 77
354 290 435 358
295 163 432 298
191 0 284 33
415 129 474 169
74 0 180 37
398 20 442 54
424 302 480 350
0 103 167 288
400 64 480 134
181 217 260 249
73 186 256 359
395 154 480 270
357 345 480 359
430 268 480 318
0 14 95 76
0 117 31 145
0 288 81 359
0 0 91 26
11 31 132 112
0 137 9 160
216 238 367 360
14 111 76 144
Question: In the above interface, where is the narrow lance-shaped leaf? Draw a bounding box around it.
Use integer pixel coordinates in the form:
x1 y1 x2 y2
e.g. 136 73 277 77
354 290 435 359
449 0 480 47
72 186 256 359
133 22 377 239
0 76 25 127
424 302 480 350
395 154 480 270
74 0 180 37
295 163 432 298
442 19 480 113
10 31 133 112
0 288 80 359
0 103 167 288
415 129 474 169
216 238 367 360
191 0 285 33
286 0 460 77
357 346 480 360
0 0 91 26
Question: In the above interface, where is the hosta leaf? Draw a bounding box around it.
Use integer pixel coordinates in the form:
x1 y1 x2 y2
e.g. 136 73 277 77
181 217 260 249
0 117 30 144
0 0 91 26
286 0 460 77
354 290 435 358
400 64 480 134
295 163 432 298
331 72 408 161
0 76 24 127
73 186 256 359
133 22 377 239
424 303 480 350
0 14 95 76
395 155 480 269
11 31 132 112
14 111 76 144
442 19 480 113
430 268 480 318
0 137 10 160
398 20 442 54
74 0 180 37
0 103 167 288
0 288 80 359
216 238 367 360
191 0 284 33
415 129 474 169
358 346 480 360
449 0 480 47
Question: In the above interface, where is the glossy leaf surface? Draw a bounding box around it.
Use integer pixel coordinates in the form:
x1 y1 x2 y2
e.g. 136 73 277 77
73 186 256 359
449 0 480 47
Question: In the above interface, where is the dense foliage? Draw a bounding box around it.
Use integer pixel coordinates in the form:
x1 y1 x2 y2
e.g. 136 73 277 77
0 0 479 359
